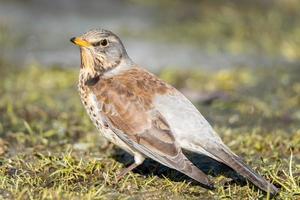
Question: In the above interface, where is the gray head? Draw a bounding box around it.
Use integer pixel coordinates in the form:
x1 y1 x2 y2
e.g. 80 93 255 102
70 28 131 74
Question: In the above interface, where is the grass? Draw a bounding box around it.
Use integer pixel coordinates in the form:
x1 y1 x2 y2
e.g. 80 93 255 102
0 61 299 199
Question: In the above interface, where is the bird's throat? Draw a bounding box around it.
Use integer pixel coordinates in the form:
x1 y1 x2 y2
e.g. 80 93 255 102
80 48 95 70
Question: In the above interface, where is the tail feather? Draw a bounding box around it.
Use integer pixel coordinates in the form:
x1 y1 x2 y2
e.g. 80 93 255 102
211 146 279 195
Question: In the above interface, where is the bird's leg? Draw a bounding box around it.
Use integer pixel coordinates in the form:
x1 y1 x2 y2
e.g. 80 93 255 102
115 154 144 182
116 162 139 182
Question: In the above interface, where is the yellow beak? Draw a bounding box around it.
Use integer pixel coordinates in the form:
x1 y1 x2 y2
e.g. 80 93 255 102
70 37 91 47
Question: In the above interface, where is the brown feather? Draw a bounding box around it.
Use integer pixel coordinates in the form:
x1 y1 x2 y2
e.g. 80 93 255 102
89 67 213 187
90 67 173 134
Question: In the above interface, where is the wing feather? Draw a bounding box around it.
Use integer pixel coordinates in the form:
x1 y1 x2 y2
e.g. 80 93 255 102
154 91 279 195
88 68 213 187
108 112 213 187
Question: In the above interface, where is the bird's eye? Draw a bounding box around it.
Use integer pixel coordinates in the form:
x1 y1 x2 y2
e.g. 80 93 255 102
100 39 108 47
92 39 108 47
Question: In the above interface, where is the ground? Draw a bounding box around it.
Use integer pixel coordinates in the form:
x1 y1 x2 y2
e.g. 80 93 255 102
0 61 299 200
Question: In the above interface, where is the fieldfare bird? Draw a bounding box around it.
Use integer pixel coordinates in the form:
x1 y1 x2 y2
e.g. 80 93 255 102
70 28 279 195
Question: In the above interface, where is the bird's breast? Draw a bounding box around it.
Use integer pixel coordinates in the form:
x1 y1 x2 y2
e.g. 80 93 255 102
78 82 134 153
79 84 114 140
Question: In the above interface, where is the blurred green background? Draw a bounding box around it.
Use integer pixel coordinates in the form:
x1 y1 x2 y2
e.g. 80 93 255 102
1 0 300 69
0 0 299 199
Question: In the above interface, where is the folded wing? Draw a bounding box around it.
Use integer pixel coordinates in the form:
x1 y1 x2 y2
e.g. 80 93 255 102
89 69 213 188
154 91 279 195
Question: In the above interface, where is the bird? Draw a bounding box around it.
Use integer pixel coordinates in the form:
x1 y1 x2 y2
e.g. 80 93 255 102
70 28 279 195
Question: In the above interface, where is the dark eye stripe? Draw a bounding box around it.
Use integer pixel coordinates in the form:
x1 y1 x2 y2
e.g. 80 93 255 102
92 41 101 47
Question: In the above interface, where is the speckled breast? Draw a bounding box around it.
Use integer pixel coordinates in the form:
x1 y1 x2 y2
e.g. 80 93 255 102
78 81 114 140
77 74 135 154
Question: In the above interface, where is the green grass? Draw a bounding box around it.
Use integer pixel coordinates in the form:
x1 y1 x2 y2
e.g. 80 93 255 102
0 62 299 199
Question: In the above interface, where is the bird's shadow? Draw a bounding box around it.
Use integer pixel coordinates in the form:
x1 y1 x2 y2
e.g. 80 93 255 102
111 148 247 188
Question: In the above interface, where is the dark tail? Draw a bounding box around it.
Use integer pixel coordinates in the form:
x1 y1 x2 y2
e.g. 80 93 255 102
212 146 279 196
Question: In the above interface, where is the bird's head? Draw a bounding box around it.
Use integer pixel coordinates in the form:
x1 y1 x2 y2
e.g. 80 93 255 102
70 28 130 75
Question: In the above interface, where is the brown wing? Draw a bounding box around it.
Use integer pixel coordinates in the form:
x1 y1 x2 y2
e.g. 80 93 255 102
89 68 213 188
